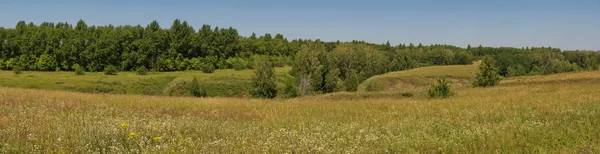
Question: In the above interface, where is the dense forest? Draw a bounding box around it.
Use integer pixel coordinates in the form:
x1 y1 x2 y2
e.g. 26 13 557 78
0 19 598 95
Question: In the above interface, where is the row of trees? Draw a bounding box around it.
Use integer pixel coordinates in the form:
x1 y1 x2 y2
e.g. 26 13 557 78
1 19 598 98
0 19 298 72
0 19 481 73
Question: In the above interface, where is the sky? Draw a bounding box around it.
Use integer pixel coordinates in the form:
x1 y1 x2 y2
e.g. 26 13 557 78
0 0 599 50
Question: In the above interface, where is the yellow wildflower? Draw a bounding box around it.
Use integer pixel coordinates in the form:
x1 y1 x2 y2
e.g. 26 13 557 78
120 122 130 128
128 132 138 139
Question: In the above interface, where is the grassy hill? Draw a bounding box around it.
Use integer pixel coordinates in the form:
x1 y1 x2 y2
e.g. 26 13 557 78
0 67 292 97
358 62 480 93
1 66 600 153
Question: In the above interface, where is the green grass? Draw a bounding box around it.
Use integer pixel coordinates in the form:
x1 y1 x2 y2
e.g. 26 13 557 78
1 65 600 153
358 62 479 93
0 67 292 97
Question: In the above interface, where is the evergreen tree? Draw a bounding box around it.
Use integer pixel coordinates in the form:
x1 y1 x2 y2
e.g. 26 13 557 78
473 56 500 87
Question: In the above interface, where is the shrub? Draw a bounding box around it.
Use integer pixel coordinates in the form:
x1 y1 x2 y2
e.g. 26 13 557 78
281 78 298 98
251 56 277 98
507 65 526 77
136 66 148 75
226 57 249 71
401 92 413 97
473 56 500 87
13 66 22 75
428 77 452 98
199 62 215 73
584 56 598 70
72 64 85 75
0 60 5 69
529 65 542 75
453 51 475 65
103 65 118 75
190 77 207 97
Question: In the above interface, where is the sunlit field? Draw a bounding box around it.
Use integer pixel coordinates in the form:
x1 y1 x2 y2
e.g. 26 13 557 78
0 67 292 97
1 64 600 153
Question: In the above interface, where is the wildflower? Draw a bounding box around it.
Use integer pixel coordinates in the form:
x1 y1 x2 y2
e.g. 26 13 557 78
120 122 130 128
128 132 138 139
153 136 162 141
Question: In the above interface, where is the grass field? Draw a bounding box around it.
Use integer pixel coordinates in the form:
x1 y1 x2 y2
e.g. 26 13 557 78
0 67 292 97
358 62 479 93
1 64 600 153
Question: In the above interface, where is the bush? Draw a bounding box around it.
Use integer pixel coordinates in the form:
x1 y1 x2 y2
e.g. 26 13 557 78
72 64 85 75
428 77 452 98
281 78 298 98
507 65 526 77
226 57 249 71
584 56 598 70
199 62 215 73
453 51 474 65
473 56 500 87
251 56 277 98
0 60 5 70
103 65 118 75
136 66 148 75
13 66 22 75
190 77 207 97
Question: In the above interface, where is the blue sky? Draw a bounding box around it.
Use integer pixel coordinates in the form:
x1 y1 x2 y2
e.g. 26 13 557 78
0 0 599 50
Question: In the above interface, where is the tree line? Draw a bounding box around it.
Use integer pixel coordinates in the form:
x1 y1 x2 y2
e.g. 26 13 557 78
0 19 298 72
0 19 598 98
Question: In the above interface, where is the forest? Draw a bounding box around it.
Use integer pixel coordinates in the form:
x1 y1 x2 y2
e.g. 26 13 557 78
0 19 599 96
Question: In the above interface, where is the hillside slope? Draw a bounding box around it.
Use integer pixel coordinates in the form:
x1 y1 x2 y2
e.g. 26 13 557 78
1 69 600 153
358 62 479 93
0 67 292 97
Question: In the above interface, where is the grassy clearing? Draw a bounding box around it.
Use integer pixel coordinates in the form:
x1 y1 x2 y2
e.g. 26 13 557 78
358 62 479 93
1 68 600 153
0 67 292 97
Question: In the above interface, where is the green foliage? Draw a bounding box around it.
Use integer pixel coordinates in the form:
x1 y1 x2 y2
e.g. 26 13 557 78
13 66 22 75
541 59 579 74
427 49 454 65
103 65 118 75
323 68 341 93
584 56 598 70
291 42 326 96
529 65 542 75
226 57 249 71
251 56 277 98
428 77 452 98
199 62 215 73
401 92 413 97
136 66 148 75
344 71 361 92
190 77 207 97
507 65 526 77
453 51 474 65
33 54 58 71
280 76 299 98
72 64 85 75
473 56 500 87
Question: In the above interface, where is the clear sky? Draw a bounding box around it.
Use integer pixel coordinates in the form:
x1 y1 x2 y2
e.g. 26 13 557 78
0 0 599 50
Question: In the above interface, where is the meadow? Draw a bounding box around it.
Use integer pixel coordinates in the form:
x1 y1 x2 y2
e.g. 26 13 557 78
0 67 292 97
1 64 600 153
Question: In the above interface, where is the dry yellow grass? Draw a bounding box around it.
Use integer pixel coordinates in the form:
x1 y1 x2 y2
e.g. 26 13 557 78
1 67 600 153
